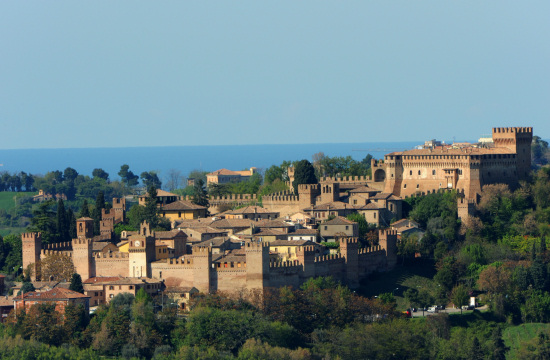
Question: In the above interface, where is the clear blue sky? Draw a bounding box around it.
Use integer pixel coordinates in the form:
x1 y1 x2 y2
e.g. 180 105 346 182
1 1 548 149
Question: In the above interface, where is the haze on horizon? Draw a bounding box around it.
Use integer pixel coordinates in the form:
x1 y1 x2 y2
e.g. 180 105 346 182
1 1 548 150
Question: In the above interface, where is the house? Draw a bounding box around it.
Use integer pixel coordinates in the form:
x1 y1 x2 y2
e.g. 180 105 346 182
163 286 199 312
14 287 91 316
391 219 425 240
225 206 279 220
206 168 257 186
288 228 318 242
0 295 14 323
83 277 163 305
179 226 229 243
305 201 356 220
138 189 179 206
320 217 358 240
160 200 207 221
269 240 324 261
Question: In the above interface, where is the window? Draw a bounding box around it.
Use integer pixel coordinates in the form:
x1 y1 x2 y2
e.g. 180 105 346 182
404 184 407 188
409 170 412 175
432 170 435 175
418 170 421 175
345 226 349 230
94 292 98 296
109 294 114 298
129 286 134 290
109 286 114 290
374 213 377 219
324 226 328 230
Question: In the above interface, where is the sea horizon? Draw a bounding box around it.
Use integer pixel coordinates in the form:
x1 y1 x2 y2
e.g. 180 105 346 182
0 140 461 185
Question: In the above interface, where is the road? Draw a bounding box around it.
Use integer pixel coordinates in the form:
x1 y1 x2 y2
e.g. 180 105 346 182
411 305 488 318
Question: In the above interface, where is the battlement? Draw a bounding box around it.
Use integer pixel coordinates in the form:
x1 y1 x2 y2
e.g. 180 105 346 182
41 249 72 257
298 183 320 192
193 246 212 254
339 237 359 245
43 241 72 250
72 238 92 246
458 198 476 205
313 254 344 263
492 127 533 134
358 245 382 254
319 175 371 183
95 252 129 259
22 232 41 241
296 245 316 254
269 259 302 270
379 229 398 237
245 241 269 250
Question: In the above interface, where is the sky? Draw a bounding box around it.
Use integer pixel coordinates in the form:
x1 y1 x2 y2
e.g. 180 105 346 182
1 1 549 149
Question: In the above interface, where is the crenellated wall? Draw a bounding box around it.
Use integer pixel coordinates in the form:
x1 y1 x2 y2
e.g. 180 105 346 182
94 253 129 278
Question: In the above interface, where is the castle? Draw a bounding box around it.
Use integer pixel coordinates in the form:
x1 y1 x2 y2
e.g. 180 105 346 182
373 127 533 199
22 217 398 294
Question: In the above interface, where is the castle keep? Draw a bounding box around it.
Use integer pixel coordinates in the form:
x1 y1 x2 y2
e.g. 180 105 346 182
373 127 533 199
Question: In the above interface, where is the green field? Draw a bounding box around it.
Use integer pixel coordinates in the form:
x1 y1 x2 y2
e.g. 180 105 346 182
0 191 37 211
503 323 550 360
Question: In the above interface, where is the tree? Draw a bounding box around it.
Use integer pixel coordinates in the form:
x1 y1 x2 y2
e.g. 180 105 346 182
92 191 105 235
56 199 70 242
69 273 84 293
18 281 35 295
192 179 209 212
92 168 110 181
80 199 90 218
37 253 75 281
141 171 162 189
165 169 183 191
144 186 160 228
118 164 139 187
27 199 57 244
292 160 317 194
451 284 469 314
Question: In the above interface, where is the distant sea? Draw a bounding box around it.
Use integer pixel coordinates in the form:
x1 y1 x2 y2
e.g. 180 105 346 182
0 142 421 184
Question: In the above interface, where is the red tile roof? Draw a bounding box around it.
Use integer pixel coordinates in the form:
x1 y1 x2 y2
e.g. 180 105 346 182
14 287 90 301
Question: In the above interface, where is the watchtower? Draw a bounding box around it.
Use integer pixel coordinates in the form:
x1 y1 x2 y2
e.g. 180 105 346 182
22 232 42 281
296 245 316 278
492 127 533 180
245 241 270 291
76 217 94 239
382 154 403 195
320 182 339 204
379 229 398 270
72 237 94 280
193 246 212 293
340 237 359 288
298 183 320 210
128 221 156 278
457 197 476 221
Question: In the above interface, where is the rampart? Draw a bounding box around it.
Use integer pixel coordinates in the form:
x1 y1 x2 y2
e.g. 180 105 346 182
94 252 129 278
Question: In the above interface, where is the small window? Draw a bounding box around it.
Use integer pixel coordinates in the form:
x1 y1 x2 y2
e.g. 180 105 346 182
432 170 435 175
374 213 377 219
418 170 421 175
109 294 114 298
404 184 407 189
324 226 328 230
345 226 349 230
109 286 114 290
409 170 412 175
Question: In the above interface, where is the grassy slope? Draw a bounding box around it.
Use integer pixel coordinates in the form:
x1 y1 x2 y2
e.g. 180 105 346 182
0 191 36 211
503 323 550 360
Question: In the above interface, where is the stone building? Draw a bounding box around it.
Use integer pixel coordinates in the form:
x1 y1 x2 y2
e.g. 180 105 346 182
372 127 533 200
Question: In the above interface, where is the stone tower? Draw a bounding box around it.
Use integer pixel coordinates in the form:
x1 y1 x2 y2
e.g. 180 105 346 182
298 184 320 210
76 217 94 239
296 245 316 279
112 197 126 223
320 182 339 204
245 241 270 291
193 246 212 293
72 237 94 280
22 232 42 281
129 221 156 278
379 229 398 270
340 237 359 288
492 127 533 180
457 197 476 221
383 154 404 195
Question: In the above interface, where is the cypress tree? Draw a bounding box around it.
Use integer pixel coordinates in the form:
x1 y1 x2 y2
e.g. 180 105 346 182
192 179 210 215
69 273 84 293
67 208 77 239
292 159 317 194
144 186 159 228
92 191 105 235
80 199 90 218
56 199 69 242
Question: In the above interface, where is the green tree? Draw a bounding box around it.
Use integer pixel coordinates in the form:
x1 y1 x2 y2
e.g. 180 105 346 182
56 199 70 242
18 281 35 295
451 284 469 314
92 168 109 181
69 273 84 293
118 164 139 187
141 171 162 189
92 191 105 235
144 186 160 228
192 179 210 215
80 199 91 218
27 200 56 244
292 160 317 194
